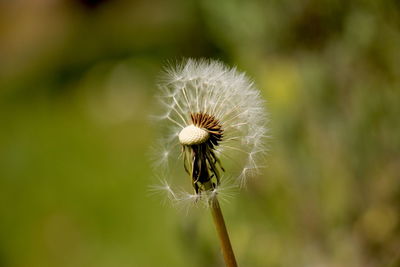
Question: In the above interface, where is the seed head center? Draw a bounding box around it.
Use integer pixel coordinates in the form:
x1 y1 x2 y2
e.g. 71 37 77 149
178 125 209 145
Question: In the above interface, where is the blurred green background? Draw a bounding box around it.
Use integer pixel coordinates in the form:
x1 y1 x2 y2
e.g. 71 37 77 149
1 0 399 266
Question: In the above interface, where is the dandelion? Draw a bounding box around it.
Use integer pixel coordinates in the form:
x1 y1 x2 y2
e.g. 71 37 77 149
152 59 268 266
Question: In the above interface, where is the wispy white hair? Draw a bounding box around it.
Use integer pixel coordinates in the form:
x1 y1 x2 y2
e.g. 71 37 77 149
151 58 268 205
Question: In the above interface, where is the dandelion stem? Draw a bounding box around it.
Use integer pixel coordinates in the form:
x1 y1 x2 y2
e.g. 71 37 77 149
210 197 238 267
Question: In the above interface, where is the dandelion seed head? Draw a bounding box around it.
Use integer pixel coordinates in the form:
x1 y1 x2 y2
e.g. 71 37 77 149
152 58 268 207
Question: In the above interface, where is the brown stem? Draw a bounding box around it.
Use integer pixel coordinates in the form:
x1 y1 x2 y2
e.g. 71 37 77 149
210 197 238 267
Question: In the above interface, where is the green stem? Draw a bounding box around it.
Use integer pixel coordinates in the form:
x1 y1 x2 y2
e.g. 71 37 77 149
210 197 238 267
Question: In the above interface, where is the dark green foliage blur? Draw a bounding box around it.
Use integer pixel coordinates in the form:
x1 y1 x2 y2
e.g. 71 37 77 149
0 0 399 266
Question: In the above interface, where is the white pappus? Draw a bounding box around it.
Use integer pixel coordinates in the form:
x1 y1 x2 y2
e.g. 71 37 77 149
150 58 269 206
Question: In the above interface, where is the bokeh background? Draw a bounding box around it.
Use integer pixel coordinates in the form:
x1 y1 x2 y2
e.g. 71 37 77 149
1 0 399 266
